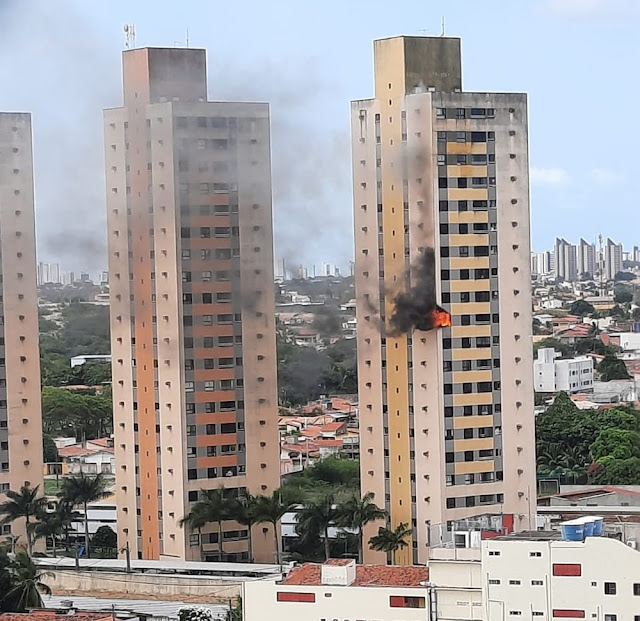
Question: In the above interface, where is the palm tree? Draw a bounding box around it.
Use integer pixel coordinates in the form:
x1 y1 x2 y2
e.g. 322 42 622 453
180 488 230 561
34 505 65 557
0 483 47 556
253 490 292 565
60 472 110 559
227 491 258 562
296 494 337 561
56 498 82 554
179 499 211 562
336 492 387 564
4 550 53 612
369 522 412 565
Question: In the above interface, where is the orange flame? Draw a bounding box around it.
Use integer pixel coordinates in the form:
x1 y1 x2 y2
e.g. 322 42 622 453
432 307 452 328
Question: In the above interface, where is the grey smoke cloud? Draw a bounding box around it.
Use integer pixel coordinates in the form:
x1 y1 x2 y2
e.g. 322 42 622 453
0 4 353 275
0 1 118 274
208 57 353 274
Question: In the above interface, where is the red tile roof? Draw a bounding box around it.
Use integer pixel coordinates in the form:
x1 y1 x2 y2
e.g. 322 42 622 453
58 446 97 458
282 563 429 587
325 558 354 566
321 422 346 432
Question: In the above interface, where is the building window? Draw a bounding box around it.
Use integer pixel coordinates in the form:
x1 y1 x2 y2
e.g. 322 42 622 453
634 583 640 596
389 596 425 609
604 616 617 621
604 582 616 595
276 592 316 603
552 564 581 577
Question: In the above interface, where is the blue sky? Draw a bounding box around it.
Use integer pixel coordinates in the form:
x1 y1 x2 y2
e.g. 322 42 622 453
0 0 638 273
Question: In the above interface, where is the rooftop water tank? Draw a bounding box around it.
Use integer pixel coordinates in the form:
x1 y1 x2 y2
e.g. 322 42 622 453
561 519 585 541
592 517 604 536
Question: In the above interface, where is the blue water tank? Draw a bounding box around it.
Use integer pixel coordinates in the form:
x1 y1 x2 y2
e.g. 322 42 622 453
561 520 585 541
592 517 604 536
581 518 595 537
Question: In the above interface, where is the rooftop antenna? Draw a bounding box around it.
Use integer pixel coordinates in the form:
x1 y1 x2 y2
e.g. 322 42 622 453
186 29 190 48
123 24 136 49
440 16 446 36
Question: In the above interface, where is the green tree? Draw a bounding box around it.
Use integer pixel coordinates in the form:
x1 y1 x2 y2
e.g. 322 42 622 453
227 491 258 563
3 551 53 612
180 488 229 560
91 525 117 556
34 505 65 557
598 355 630 381
533 338 574 358
42 434 59 463
0 484 46 556
591 428 640 462
614 271 635 282
179 501 210 562
590 457 640 485
569 300 595 316
296 494 337 561
368 522 412 565
335 492 387 564
60 472 110 558
254 490 293 564
614 285 633 304
226 596 242 621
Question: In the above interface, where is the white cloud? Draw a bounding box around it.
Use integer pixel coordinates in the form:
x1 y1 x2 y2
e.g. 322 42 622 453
530 167 570 186
591 168 622 184
540 0 639 19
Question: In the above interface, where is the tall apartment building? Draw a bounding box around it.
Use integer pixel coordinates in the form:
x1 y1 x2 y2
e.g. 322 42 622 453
554 238 577 282
531 251 552 277
576 238 595 280
104 48 279 562
352 36 536 565
605 237 623 281
0 113 44 542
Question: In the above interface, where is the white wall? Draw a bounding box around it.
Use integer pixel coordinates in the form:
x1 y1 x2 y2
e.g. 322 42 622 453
483 536 640 620
244 580 432 621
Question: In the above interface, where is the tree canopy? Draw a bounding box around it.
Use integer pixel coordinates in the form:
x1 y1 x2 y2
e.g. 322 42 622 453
536 392 640 484
598 355 631 382
569 299 595 316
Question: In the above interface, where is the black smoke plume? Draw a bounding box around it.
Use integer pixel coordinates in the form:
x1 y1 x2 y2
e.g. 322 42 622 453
389 248 451 334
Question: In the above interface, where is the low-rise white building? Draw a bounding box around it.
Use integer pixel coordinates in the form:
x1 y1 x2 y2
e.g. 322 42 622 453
243 559 431 621
534 347 594 393
483 533 640 620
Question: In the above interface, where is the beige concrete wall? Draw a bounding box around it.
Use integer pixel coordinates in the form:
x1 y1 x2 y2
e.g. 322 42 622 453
48 569 240 602
0 113 44 549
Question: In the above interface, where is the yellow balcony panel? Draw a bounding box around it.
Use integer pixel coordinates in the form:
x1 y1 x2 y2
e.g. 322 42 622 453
454 460 495 475
447 142 487 155
448 188 488 201
453 393 493 406
450 280 490 293
454 438 494 452
447 165 487 178
452 370 492 383
450 302 491 315
454 415 494 429
450 325 491 338
448 234 489 246
450 257 489 269
452 348 492 361
448 211 489 224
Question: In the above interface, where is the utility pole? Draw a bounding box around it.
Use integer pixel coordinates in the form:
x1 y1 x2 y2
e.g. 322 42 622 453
119 541 131 573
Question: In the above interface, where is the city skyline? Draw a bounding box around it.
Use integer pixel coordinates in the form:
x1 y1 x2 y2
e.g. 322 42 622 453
0 1 638 274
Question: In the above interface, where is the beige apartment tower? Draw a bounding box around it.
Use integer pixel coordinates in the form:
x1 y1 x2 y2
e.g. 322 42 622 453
352 37 536 565
105 48 279 562
0 113 45 545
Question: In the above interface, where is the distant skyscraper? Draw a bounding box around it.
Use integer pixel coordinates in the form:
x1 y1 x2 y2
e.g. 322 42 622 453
577 238 595 280
531 251 552 277
0 113 44 544
605 238 623 281
633 246 640 264
105 47 279 562
352 36 536 565
554 238 577 282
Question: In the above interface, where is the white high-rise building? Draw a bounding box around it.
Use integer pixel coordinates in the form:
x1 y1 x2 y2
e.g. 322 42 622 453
554 238 577 282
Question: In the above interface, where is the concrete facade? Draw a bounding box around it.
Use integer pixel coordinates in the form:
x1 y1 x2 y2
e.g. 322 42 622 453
0 113 44 545
534 347 594 393
352 36 536 565
554 238 577 282
104 48 279 563
605 238 623 281
577 238 595 279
